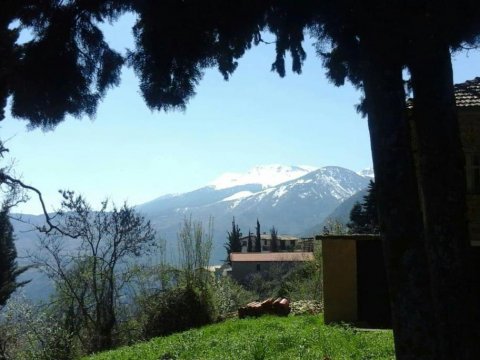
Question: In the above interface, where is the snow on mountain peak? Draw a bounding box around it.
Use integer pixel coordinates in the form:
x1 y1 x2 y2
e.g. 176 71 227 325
358 167 375 179
210 164 318 190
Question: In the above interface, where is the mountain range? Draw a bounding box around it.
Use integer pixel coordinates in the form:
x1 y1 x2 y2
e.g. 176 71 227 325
135 165 371 261
12 164 372 300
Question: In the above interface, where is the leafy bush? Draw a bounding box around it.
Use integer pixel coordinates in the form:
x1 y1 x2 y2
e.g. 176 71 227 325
243 248 323 302
244 263 290 299
142 286 215 339
210 276 255 318
0 295 77 360
278 256 323 302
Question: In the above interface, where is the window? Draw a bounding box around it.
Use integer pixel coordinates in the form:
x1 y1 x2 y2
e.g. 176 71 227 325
256 264 261 271
466 153 480 194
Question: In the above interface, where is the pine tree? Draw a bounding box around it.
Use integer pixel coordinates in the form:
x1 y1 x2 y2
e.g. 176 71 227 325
0 206 28 307
363 180 379 233
347 181 379 234
270 226 278 252
225 217 242 264
255 219 261 252
347 202 365 234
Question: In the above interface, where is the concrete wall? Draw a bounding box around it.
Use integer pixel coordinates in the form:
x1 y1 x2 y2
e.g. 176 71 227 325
321 237 358 324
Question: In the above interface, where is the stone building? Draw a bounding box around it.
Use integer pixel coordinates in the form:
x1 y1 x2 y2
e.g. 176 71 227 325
229 252 314 283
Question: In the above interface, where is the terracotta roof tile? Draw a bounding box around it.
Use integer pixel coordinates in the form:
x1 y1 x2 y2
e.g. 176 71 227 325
454 77 480 108
230 252 314 262
407 77 480 109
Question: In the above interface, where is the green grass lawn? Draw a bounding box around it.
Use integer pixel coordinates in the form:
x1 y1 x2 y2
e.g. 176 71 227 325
85 315 395 360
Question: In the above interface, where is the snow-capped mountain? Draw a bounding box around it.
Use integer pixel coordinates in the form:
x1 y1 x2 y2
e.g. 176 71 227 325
136 165 369 262
210 166 369 235
358 167 375 179
210 164 317 190
220 166 368 209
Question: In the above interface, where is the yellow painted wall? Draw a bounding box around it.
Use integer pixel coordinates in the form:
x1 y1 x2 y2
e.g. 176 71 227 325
322 238 357 324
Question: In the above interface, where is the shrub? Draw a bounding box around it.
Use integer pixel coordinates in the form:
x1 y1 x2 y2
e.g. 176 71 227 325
242 248 323 302
0 295 78 360
278 248 323 302
211 276 255 318
142 286 215 339
244 263 292 299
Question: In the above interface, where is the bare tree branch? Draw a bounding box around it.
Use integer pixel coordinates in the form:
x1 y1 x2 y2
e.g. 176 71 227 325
0 173 78 238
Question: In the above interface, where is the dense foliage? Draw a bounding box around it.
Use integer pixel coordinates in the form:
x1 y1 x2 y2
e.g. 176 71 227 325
142 286 215 339
347 180 379 234
0 206 28 307
31 191 156 353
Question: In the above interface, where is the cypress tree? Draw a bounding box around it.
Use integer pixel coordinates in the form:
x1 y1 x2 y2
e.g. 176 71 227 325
247 230 253 253
270 226 278 252
0 205 28 307
255 219 261 252
225 217 242 264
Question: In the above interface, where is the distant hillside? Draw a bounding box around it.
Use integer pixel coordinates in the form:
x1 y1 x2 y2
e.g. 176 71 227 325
302 188 368 236
10 214 53 302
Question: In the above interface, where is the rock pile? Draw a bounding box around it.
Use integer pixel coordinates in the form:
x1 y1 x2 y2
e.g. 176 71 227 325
238 297 290 318
289 300 323 315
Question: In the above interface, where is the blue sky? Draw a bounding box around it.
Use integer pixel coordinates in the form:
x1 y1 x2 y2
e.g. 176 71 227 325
2 14 480 214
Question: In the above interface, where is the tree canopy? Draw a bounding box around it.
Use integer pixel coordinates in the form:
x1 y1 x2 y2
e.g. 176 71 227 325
2 1 479 126
32 191 156 351
347 180 379 234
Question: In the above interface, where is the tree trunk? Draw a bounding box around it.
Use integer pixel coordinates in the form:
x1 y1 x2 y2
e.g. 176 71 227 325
360 44 437 359
408 41 480 359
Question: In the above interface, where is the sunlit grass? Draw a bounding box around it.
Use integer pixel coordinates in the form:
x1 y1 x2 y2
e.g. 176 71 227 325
85 315 394 360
